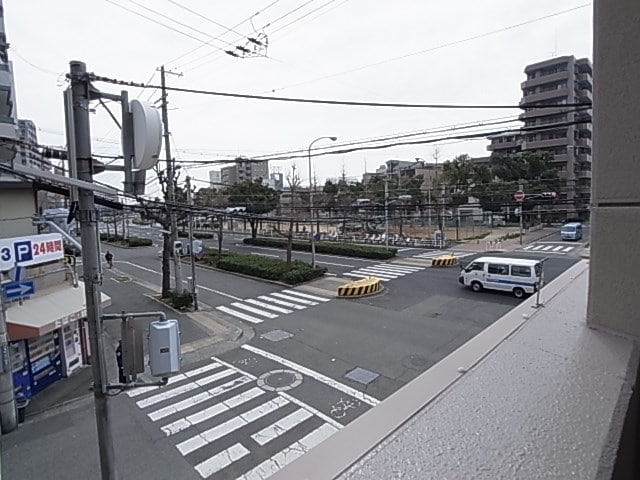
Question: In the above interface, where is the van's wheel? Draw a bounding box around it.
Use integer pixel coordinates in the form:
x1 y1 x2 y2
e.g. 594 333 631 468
513 287 525 299
471 281 483 293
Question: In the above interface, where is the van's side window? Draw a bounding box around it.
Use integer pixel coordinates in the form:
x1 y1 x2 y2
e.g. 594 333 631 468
511 265 532 277
466 262 484 271
488 263 509 275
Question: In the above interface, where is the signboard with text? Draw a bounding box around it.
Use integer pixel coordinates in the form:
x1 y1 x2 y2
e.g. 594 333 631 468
0 233 65 271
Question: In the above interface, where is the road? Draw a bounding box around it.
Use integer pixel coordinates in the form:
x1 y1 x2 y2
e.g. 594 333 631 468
5 228 581 479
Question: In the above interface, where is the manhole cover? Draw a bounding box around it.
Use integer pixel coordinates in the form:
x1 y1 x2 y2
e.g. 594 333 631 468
261 330 293 342
344 367 379 385
257 369 303 392
402 355 432 370
114 276 130 283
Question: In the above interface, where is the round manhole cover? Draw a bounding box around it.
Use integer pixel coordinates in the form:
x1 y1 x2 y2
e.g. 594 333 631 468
257 369 303 392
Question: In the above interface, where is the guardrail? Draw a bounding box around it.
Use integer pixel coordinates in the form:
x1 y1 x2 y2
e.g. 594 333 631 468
431 254 459 267
337 277 382 297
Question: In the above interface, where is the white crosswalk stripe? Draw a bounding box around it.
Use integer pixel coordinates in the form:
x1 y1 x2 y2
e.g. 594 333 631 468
412 250 474 260
127 358 344 479
213 289 332 325
520 243 576 255
343 262 426 283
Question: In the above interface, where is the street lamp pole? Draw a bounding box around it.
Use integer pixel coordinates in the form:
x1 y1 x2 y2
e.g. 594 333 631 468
308 136 337 268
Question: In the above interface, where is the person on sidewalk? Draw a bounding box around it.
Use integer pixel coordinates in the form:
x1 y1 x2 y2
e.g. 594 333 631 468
115 340 126 384
105 250 113 268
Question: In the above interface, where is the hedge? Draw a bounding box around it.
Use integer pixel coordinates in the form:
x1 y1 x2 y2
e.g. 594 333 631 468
243 237 397 259
194 232 214 239
203 252 326 285
127 236 153 247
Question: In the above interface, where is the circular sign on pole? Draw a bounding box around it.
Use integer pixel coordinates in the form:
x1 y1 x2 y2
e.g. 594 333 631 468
130 99 162 170
513 190 525 202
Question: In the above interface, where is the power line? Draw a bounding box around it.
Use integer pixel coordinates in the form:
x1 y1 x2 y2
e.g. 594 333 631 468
91 74 593 110
167 0 244 37
269 0 340 36
265 3 591 94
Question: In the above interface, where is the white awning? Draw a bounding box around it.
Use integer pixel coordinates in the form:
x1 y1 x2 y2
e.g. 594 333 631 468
6 282 111 340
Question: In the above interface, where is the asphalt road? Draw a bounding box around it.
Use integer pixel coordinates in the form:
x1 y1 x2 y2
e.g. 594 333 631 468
13 232 580 479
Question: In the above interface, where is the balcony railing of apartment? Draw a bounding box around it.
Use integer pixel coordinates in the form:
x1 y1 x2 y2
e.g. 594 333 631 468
519 87 570 106
520 70 570 89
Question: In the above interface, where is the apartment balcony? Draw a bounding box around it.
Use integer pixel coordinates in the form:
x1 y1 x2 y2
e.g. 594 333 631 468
487 139 521 151
520 70 570 89
577 72 592 87
275 264 639 480
519 105 569 120
577 137 593 147
521 137 568 150
577 153 591 163
519 86 569 106
550 153 568 164
577 88 593 102
575 169 592 179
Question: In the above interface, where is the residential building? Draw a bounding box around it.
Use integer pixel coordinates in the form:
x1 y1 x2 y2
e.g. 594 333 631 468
208 169 221 187
487 55 593 219
268 171 284 191
220 158 269 186
0 0 18 167
17 119 46 170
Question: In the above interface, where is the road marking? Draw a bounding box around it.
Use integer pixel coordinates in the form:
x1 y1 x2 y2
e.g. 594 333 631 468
532 245 545 250
216 306 264 324
127 362 221 398
315 260 355 267
176 397 289 455
343 272 387 281
238 424 339 480
258 295 306 310
236 244 379 263
523 245 534 250
552 246 564 251
563 246 575 252
148 377 253 422
251 252 279 258
161 387 265 436
118 261 242 300
380 264 424 272
541 245 554 251
195 443 250 479
270 292 318 305
352 269 398 279
245 298 293 314
397 247 417 252
281 290 331 302
137 368 235 409
325 272 337 276
231 302 279 319
241 345 380 406
250 408 314 446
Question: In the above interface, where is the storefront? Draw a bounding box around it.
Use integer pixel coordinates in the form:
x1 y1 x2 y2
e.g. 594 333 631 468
5 283 111 398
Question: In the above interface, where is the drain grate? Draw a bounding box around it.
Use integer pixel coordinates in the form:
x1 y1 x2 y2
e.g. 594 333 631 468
261 330 293 342
344 367 379 385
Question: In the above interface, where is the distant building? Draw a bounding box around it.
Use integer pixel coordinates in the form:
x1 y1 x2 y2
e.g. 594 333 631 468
268 172 284 190
220 158 269 186
487 55 593 218
18 119 47 170
208 169 221 187
0 0 18 167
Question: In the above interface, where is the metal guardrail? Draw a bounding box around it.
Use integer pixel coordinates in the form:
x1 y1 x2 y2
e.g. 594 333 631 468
337 277 382 297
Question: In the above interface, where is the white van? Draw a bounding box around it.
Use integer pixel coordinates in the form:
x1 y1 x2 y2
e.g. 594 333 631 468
561 222 583 241
458 256 542 299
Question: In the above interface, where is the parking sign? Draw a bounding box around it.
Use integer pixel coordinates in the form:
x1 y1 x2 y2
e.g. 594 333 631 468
0 233 65 271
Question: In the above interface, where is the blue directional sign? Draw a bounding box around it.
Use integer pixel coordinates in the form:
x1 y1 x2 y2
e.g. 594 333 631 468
2 280 35 299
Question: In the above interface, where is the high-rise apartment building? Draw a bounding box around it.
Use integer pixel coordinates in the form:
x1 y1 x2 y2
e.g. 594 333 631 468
208 169 221 187
18 119 47 170
488 55 593 219
220 158 269 186
0 1 18 165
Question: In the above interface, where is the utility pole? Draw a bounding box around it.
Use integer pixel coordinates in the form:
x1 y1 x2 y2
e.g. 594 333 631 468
160 65 183 293
519 182 524 246
69 61 115 479
0 269 17 433
185 176 198 310
384 173 389 250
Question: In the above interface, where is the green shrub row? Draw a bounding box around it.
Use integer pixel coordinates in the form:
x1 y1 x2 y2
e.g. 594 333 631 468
99 233 152 247
202 252 326 285
243 237 397 259
194 232 214 239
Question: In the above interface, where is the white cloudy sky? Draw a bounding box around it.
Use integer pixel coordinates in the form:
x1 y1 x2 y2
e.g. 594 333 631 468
6 0 592 196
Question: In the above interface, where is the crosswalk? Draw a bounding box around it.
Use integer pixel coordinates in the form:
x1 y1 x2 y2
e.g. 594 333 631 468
521 244 575 254
411 250 475 261
215 289 331 324
342 262 425 282
127 358 341 479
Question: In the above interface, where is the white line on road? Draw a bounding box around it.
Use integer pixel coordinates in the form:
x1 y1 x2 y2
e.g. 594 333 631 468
251 408 313 446
343 272 387 281
251 252 279 258
541 245 554 251
241 344 380 406
216 306 264 324
258 295 306 310
532 245 545 251
195 443 250 479
315 260 355 267
552 246 564 251
235 244 379 263
245 298 293 314
117 261 242 300
397 247 417 252
281 290 331 302
231 302 279 319
270 292 318 305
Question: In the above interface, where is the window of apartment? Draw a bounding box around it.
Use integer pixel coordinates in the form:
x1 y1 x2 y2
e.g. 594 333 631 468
488 264 509 275
526 135 537 142
511 265 531 277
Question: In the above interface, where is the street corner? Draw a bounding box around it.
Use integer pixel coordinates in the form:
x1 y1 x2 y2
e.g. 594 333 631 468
182 307 254 354
297 276 349 298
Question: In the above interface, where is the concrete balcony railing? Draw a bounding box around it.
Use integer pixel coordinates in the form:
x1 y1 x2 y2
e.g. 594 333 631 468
576 169 592 179
520 70 570 89
519 86 570 106
487 140 520 151
521 137 568 150
577 137 593 147
273 262 639 480
519 105 570 120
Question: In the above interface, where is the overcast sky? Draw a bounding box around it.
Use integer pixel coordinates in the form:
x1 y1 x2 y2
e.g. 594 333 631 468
6 0 592 196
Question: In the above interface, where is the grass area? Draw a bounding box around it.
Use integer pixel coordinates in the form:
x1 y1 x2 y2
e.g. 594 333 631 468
201 250 326 284
463 232 490 241
243 237 397 260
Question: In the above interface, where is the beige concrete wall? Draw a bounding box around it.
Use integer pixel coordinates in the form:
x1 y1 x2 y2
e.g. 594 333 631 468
587 0 640 338
0 188 37 238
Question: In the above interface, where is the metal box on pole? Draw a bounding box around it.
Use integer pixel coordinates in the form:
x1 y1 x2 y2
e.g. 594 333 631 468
148 319 181 377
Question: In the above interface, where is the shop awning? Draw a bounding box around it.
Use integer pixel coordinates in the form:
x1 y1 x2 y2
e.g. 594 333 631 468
6 283 111 340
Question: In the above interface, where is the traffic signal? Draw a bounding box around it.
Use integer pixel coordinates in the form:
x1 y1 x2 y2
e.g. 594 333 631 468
541 192 557 199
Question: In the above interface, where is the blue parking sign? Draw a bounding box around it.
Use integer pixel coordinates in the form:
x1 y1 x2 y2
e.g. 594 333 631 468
13 241 33 263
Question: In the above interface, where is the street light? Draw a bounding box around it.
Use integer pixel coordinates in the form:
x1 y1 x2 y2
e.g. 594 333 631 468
308 135 337 268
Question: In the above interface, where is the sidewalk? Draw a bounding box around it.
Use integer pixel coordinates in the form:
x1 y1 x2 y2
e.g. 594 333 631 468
454 226 557 253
